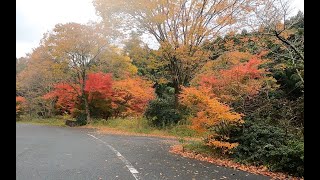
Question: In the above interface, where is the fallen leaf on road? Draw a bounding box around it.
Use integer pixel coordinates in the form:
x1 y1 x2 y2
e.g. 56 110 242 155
169 145 303 180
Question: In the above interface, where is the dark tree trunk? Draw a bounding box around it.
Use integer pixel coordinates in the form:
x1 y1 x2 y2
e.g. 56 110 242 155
84 96 91 122
81 72 91 123
173 77 180 108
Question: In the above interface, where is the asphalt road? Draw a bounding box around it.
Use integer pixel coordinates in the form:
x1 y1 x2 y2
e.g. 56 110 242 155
16 123 270 180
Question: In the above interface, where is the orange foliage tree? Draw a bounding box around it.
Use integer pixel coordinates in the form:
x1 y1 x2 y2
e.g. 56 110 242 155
44 73 155 119
84 72 113 119
43 83 80 114
192 53 276 113
180 87 243 153
200 58 265 102
112 77 155 118
85 72 113 100
180 56 272 153
43 72 113 116
16 96 26 118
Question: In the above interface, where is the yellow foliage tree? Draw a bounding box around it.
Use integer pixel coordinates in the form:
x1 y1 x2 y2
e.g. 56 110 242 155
94 0 257 105
16 45 68 117
95 46 138 79
43 22 108 122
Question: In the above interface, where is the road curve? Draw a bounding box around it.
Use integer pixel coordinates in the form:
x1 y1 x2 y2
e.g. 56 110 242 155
16 123 270 180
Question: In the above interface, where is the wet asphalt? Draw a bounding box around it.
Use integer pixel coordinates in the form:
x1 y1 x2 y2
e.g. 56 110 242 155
16 123 270 180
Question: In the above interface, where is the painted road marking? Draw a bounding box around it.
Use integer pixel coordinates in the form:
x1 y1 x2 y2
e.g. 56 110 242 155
87 134 141 180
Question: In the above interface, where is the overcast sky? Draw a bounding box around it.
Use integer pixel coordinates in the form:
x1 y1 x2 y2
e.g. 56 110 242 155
16 0 304 59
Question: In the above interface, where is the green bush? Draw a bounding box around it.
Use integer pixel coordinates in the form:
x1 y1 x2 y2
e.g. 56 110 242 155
267 140 304 177
232 122 304 177
89 99 112 120
144 96 182 128
72 109 87 126
75 113 87 126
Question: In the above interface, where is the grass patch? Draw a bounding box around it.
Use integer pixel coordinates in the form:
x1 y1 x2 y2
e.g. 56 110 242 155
16 115 69 127
89 117 155 134
17 115 201 139
88 117 201 138
166 125 199 138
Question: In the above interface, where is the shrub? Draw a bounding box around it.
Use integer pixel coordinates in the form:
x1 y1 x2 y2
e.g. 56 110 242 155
232 122 304 176
72 109 87 126
89 98 112 120
145 96 182 128
76 113 87 126
16 96 26 119
180 86 243 153
112 77 155 117
267 140 304 177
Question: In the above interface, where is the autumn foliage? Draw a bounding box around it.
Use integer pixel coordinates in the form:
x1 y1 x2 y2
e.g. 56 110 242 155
16 96 26 116
16 6 304 176
180 86 243 153
43 73 155 119
43 83 80 114
112 77 155 117
85 72 113 100
180 57 269 153
199 58 266 103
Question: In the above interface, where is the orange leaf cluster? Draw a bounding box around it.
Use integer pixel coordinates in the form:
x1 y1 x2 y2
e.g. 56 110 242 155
206 140 239 153
179 86 243 153
85 72 113 100
180 87 243 133
16 96 26 114
112 77 155 117
199 58 266 103
179 58 266 152
44 73 155 118
43 83 80 114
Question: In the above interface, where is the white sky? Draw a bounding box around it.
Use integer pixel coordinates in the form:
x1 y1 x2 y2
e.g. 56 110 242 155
16 0 304 59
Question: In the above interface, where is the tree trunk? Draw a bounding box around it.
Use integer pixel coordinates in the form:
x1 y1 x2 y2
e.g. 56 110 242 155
173 78 180 108
80 72 91 123
84 96 91 122
170 56 181 108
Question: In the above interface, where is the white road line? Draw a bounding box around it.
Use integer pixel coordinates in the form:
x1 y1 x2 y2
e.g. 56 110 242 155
87 134 141 180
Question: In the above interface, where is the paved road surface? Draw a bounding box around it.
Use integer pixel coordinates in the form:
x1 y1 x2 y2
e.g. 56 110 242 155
16 123 270 180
